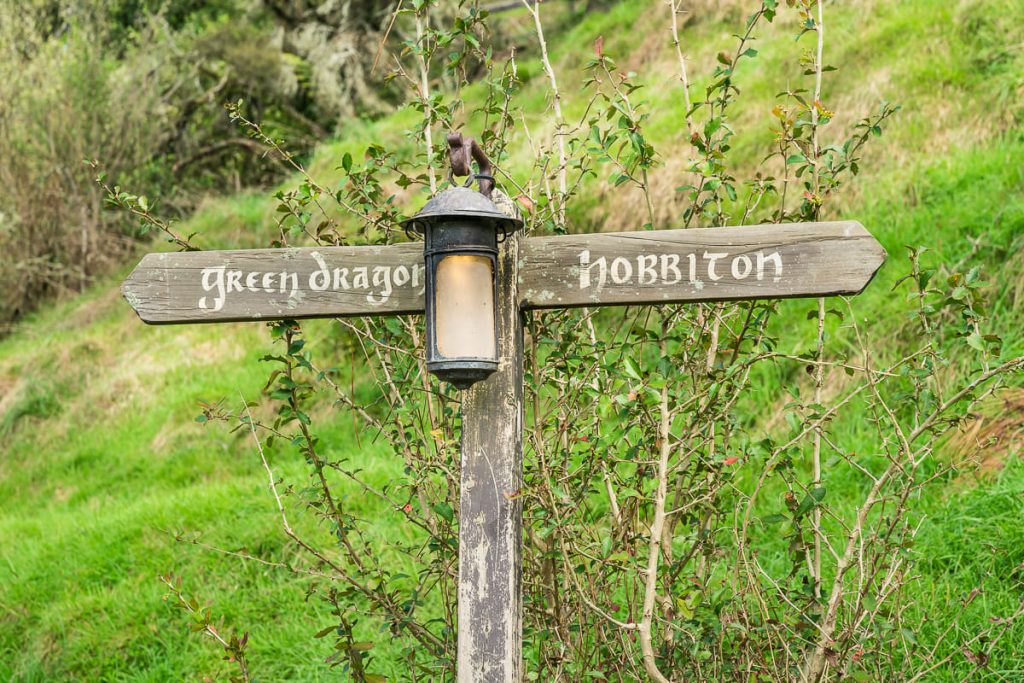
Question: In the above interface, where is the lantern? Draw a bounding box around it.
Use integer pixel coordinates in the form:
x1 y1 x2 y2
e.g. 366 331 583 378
402 185 523 389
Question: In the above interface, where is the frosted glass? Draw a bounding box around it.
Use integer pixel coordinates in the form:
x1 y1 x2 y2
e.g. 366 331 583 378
435 255 496 359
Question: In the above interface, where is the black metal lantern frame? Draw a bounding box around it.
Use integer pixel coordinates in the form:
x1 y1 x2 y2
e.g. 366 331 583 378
403 184 522 389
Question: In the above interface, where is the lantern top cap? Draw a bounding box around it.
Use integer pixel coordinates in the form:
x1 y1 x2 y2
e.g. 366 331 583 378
401 186 524 233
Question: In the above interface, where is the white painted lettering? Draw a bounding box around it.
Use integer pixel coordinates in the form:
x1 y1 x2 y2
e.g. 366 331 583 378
704 251 728 281
333 268 349 290
757 251 783 281
352 267 369 290
731 254 752 280
610 257 633 284
279 272 298 296
368 266 393 305
199 266 226 312
637 254 658 285
413 264 426 294
578 250 608 290
309 252 330 291
393 265 410 287
661 254 682 285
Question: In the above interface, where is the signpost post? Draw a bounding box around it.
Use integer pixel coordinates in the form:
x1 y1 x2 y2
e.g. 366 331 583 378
122 138 885 682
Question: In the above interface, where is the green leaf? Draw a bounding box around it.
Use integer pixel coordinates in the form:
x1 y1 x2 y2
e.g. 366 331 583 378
432 502 455 523
704 117 722 138
794 486 826 518
623 355 642 381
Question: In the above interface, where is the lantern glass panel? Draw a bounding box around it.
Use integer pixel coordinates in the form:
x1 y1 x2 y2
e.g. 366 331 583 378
434 254 496 360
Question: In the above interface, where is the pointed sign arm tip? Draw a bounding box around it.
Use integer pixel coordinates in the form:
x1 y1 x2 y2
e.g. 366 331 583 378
121 259 154 325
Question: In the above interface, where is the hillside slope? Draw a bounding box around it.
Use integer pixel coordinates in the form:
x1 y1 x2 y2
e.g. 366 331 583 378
2 1 1023 680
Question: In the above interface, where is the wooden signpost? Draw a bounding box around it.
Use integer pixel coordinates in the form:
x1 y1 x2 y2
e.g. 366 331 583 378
123 157 884 682
123 221 882 322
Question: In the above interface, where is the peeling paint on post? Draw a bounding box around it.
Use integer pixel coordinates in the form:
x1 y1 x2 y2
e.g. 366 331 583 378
458 231 523 682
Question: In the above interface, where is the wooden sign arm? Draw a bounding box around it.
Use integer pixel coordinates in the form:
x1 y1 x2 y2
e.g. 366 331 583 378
518 220 886 311
122 242 425 324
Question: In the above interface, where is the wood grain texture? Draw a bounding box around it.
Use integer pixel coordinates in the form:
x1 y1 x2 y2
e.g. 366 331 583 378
518 220 886 310
458 232 523 682
122 244 424 323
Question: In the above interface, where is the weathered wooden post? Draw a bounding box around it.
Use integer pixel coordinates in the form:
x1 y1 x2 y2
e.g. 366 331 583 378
400 135 526 681
122 133 886 682
457 228 523 681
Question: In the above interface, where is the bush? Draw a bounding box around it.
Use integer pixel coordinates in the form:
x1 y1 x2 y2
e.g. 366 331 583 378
0 12 175 326
0 1 365 329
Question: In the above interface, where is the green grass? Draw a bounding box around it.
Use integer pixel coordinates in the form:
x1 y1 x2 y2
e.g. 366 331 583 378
2 0 1023 679
731 138 1024 679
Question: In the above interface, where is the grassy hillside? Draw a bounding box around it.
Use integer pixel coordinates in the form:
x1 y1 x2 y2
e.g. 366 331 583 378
2 0 1023 680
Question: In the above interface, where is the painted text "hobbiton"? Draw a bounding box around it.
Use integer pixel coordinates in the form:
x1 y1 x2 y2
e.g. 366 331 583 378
577 249 783 291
